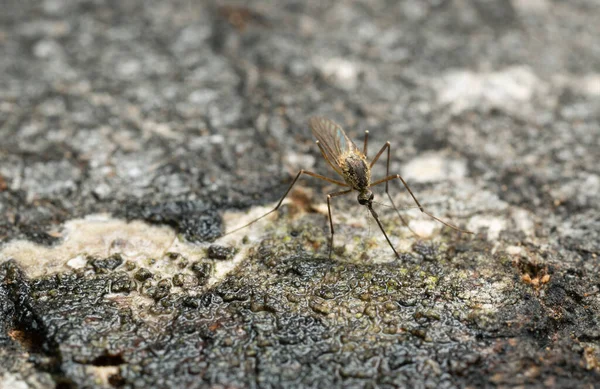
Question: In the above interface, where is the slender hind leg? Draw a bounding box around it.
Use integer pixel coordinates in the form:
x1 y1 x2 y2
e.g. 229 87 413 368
370 173 472 234
326 189 352 259
223 170 348 236
369 142 419 236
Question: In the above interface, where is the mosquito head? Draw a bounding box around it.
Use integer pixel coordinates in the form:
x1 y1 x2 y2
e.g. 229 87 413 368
357 190 374 206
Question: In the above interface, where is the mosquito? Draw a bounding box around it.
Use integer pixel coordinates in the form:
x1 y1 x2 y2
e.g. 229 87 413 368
224 117 472 258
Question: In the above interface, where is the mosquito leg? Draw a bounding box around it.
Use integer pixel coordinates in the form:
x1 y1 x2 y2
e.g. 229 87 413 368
363 130 369 157
223 170 348 236
370 174 473 234
369 142 419 236
369 141 389 168
326 189 352 259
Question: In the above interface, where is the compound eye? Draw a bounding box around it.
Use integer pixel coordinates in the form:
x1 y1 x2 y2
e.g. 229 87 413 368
369 193 374 201
358 198 367 205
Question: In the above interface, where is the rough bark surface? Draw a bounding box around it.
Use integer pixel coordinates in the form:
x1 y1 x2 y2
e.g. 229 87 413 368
1 1 600 388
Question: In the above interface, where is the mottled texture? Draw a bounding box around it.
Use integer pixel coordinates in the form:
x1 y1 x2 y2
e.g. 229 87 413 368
1 0 600 388
342 154 371 191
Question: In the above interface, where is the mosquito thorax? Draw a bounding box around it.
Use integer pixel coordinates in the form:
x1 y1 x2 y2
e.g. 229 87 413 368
342 154 371 191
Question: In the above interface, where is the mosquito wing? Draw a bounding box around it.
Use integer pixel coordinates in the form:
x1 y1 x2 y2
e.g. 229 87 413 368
309 116 359 174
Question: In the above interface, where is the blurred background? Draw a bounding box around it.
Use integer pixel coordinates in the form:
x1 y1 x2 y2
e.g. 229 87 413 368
1 0 598 244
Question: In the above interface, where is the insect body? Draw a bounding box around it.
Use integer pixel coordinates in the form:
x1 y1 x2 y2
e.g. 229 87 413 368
225 117 471 258
341 154 371 196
